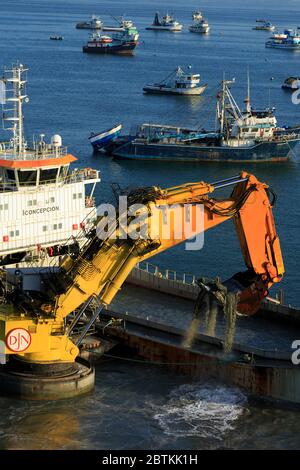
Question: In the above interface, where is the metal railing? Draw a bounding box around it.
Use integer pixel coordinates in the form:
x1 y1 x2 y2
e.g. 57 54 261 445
135 261 197 285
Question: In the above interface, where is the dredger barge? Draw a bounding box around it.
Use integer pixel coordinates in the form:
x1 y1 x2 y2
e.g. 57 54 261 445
0 64 299 407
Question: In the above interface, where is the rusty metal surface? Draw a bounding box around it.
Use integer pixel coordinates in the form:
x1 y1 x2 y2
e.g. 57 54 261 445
98 311 300 406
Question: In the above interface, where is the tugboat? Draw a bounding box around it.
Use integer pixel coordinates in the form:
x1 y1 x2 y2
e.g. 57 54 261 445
0 64 100 267
282 76 300 90
89 124 122 151
189 11 210 34
253 20 275 31
143 66 207 96
266 28 300 49
146 12 183 32
76 15 103 30
106 78 300 162
83 24 139 54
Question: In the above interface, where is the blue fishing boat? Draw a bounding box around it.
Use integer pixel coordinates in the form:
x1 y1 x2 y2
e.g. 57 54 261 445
89 124 122 151
266 28 300 49
83 23 139 55
106 78 300 163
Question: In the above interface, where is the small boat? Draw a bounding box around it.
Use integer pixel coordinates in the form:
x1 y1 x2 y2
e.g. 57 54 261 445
189 11 210 34
146 12 183 32
143 66 207 96
282 76 300 90
89 124 123 151
266 29 300 49
76 15 103 30
50 35 64 40
253 20 275 31
83 24 139 55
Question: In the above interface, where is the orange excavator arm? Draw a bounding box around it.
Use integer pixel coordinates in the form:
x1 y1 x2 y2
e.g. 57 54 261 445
52 171 284 319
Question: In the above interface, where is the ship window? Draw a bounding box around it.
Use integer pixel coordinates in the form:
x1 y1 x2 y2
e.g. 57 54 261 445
78 193 82 199
5 169 15 181
42 226 48 232
242 128 249 133
18 170 37 186
39 168 58 184
252 128 258 132
9 230 19 237
53 223 63 230
58 166 68 180
73 193 77 200
0 203 8 210
28 200 37 207
50 197 55 203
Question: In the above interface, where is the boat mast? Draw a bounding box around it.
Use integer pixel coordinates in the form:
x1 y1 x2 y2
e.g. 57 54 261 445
217 78 243 138
244 68 252 115
2 63 28 158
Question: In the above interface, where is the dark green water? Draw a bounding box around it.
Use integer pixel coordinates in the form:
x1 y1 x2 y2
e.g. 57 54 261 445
0 0 300 450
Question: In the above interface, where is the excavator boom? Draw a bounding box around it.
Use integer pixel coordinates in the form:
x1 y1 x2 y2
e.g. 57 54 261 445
0 171 284 363
53 171 284 318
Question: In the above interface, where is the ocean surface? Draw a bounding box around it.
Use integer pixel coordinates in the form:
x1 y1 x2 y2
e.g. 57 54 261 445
0 0 300 450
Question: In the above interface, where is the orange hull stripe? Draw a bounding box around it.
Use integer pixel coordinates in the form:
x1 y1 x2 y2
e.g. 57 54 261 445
0 153 77 168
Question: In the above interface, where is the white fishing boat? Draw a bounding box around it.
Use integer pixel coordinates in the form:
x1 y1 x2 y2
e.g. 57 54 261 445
143 66 207 96
102 17 135 32
76 15 103 30
189 11 210 34
146 12 183 32
282 76 300 90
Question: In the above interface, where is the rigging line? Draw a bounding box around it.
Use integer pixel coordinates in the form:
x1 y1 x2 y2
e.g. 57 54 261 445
193 84 221 131
94 351 240 366
285 138 299 160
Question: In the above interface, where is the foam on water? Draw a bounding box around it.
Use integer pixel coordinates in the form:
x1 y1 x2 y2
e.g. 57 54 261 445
153 382 247 440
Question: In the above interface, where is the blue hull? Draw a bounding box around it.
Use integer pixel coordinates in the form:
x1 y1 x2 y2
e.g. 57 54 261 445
112 139 299 162
90 127 122 151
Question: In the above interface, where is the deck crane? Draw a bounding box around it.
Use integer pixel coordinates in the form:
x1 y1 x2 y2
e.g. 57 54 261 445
0 172 284 374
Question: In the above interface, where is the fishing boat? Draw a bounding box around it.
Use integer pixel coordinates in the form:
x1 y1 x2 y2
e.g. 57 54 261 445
76 15 103 30
50 35 64 40
143 66 207 96
282 76 300 90
189 11 210 34
266 28 300 49
89 124 122 151
146 12 183 32
102 17 135 32
106 78 300 162
82 24 139 54
253 20 275 31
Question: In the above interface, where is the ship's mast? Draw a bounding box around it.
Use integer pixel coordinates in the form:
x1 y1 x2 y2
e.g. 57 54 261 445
244 68 252 115
2 63 28 158
217 78 243 138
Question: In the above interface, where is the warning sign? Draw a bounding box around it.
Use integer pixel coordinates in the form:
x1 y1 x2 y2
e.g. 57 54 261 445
6 328 32 352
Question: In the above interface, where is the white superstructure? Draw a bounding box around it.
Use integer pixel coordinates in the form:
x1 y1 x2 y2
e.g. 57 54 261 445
0 64 100 266
189 11 210 34
143 66 207 95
